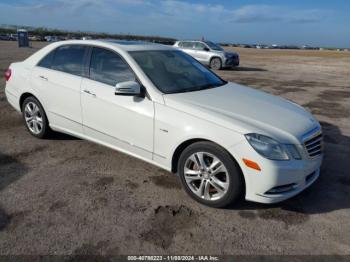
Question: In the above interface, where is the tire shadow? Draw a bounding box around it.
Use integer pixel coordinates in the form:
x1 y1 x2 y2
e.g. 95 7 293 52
47 131 80 141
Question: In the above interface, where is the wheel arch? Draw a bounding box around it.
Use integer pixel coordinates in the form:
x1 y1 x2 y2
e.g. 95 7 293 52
209 56 223 65
171 138 207 173
171 138 246 198
171 138 244 178
19 92 51 138
19 92 50 123
19 92 38 111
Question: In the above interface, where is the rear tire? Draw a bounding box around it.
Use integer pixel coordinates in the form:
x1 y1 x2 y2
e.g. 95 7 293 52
178 141 243 208
210 57 222 70
22 96 50 139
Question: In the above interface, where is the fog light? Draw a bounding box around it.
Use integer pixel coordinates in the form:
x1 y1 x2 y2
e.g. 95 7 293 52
265 183 298 194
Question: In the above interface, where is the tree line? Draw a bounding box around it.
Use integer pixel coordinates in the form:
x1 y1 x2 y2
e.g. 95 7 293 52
0 25 176 43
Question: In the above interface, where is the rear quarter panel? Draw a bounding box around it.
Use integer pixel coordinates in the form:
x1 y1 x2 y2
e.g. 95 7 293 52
5 62 33 112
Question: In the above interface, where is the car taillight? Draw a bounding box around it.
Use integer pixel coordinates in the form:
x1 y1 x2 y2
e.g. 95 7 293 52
5 68 11 81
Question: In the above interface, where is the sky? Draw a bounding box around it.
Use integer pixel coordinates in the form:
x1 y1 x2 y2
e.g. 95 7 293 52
0 0 349 48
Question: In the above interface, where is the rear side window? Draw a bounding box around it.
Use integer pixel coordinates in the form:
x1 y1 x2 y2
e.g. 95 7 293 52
194 42 206 50
89 47 135 86
37 50 55 68
51 45 87 76
181 42 194 49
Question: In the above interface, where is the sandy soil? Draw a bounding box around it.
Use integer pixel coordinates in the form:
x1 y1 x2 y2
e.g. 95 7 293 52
0 41 349 255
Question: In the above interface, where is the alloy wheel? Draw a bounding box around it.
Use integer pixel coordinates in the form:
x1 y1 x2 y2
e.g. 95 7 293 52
210 58 221 70
184 152 229 201
24 101 43 135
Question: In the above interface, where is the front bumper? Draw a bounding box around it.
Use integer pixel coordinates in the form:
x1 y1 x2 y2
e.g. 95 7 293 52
228 140 323 204
224 56 239 67
247 167 321 204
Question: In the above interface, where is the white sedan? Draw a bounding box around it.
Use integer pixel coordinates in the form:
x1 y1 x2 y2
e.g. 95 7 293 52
4 40 323 207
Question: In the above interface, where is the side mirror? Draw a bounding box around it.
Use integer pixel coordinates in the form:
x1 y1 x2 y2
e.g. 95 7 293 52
203 47 210 51
115 81 141 96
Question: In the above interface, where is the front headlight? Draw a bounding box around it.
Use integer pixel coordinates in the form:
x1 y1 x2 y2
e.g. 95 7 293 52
285 144 301 160
245 133 289 160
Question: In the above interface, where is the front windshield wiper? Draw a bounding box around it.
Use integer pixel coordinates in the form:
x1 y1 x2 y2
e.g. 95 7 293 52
171 82 226 94
197 84 218 90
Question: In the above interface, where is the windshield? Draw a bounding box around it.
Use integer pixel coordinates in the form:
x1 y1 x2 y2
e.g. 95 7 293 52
204 41 223 51
129 50 226 94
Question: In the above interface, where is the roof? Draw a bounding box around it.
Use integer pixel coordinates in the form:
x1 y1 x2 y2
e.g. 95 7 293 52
48 39 174 52
99 39 153 45
23 39 175 68
176 40 203 42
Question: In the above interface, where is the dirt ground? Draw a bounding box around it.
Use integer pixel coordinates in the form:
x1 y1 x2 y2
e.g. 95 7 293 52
0 41 350 256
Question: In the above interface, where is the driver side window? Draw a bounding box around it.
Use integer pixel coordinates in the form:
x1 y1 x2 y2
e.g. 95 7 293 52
181 42 194 49
89 47 135 86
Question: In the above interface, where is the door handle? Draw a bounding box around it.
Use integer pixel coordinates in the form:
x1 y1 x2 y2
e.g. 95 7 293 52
83 89 96 97
39 75 48 81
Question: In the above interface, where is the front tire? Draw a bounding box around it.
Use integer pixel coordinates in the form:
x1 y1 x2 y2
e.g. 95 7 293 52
178 141 243 208
210 57 222 70
22 96 50 138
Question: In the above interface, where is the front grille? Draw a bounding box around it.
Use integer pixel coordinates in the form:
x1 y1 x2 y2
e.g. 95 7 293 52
304 132 323 158
225 57 239 66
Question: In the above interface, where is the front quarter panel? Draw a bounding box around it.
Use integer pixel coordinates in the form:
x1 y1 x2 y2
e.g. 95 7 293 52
153 102 245 170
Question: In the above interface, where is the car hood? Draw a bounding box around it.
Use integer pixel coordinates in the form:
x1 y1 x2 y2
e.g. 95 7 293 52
163 82 319 144
224 51 239 57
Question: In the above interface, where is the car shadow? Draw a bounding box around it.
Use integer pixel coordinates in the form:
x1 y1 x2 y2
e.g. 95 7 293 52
229 121 350 216
0 152 29 192
0 131 78 193
226 66 267 72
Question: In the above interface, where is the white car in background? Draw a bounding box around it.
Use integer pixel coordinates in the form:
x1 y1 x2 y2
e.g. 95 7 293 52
5 40 322 207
